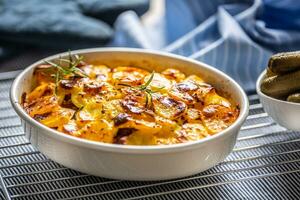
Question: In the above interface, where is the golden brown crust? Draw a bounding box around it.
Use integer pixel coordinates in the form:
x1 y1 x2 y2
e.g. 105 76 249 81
24 62 239 145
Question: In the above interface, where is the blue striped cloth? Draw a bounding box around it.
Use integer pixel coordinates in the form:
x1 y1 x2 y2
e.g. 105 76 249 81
111 0 300 92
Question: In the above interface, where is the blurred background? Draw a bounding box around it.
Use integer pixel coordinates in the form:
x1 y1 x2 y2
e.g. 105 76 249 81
0 0 151 72
0 0 299 92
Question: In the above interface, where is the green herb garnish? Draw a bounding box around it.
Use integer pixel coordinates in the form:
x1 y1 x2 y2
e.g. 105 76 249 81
72 106 84 120
44 51 88 95
118 71 165 108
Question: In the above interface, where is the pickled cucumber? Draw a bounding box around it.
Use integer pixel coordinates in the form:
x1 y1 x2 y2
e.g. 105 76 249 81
268 51 300 74
261 70 300 98
266 67 277 78
287 93 300 103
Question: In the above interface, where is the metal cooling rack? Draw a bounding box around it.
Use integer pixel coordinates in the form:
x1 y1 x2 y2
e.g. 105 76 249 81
1 75 300 200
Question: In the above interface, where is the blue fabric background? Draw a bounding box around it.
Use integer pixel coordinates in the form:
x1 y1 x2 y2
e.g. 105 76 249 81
111 0 300 92
0 0 149 57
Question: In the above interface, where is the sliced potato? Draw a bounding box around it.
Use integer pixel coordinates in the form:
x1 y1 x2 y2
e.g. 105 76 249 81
175 81 199 92
33 64 56 84
26 83 55 102
40 107 75 128
195 83 231 107
194 83 213 102
92 65 111 81
175 123 209 142
168 87 194 104
112 66 149 86
80 65 111 81
25 96 59 117
61 120 80 136
84 100 104 118
204 91 231 107
202 118 228 135
201 105 238 134
83 81 122 100
144 73 173 93
161 68 186 82
76 109 94 127
102 99 125 119
94 65 111 81
99 83 122 100
71 86 88 108
153 95 187 119
117 118 161 135
168 81 198 104
83 81 105 95
155 137 178 145
120 88 148 114
184 108 202 123
80 119 116 143
155 115 178 136
126 132 158 145
184 75 204 84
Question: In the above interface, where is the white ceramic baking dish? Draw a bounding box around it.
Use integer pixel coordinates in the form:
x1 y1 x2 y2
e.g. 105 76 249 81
10 48 248 181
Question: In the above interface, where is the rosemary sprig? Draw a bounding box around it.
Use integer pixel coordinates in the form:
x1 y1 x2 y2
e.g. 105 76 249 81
118 71 164 108
44 51 88 95
72 106 84 120
54 69 60 95
139 72 155 90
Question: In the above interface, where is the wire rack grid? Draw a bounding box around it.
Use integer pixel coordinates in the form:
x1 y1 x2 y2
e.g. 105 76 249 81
0 76 300 200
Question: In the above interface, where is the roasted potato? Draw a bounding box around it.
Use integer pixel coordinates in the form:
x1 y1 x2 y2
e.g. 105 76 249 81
112 66 149 86
24 57 239 145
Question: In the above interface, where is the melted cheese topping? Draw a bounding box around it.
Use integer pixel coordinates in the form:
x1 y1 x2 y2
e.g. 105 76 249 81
23 63 239 145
